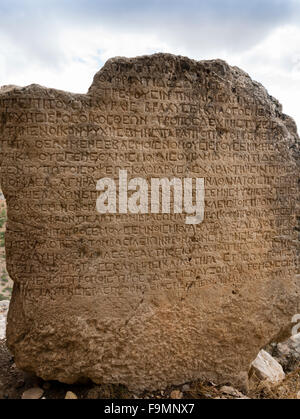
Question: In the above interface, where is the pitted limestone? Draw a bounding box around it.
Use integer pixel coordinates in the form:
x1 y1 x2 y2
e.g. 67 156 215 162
0 54 299 391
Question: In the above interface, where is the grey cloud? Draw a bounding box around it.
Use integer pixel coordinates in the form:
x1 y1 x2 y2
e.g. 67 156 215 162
0 0 299 76
1 1 299 55
51 0 300 55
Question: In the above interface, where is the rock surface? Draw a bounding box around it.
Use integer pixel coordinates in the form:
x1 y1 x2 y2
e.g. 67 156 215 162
65 391 78 399
0 53 299 391
250 350 285 385
21 387 44 399
170 389 183 399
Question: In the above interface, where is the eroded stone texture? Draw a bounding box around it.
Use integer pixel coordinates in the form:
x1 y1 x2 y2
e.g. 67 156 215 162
0 54 299 391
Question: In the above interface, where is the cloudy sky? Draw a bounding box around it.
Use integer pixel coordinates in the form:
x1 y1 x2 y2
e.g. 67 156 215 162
0 0 300 129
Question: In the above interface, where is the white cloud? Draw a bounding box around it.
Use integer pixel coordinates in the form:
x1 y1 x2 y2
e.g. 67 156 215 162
225 25 300 129
0 0 299 130
0 26 171 93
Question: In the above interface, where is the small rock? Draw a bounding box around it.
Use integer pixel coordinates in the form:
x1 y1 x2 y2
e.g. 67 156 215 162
220 386 248 399
182 384 190 392
65 391 78 399
250 350 285 385
0 300 9 310
170 390 182 399
22 387 44 399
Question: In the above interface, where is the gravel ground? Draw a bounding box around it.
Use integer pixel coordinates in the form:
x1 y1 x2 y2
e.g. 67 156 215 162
0 300 9 340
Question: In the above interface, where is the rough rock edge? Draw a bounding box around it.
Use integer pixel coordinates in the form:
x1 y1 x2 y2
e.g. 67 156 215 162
90 53 299 138
1 53 299 196
1 53 299 138
0 53 299 391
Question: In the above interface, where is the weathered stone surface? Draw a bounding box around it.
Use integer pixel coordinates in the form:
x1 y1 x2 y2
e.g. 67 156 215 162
65 391 78 399
0 53 299 391
250 350 285 385
22 387 44 399
170 389 183 399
